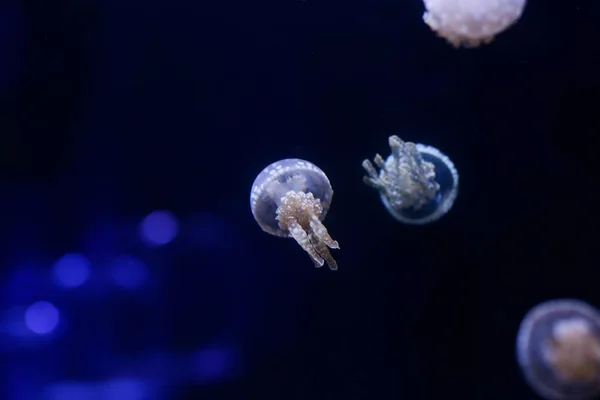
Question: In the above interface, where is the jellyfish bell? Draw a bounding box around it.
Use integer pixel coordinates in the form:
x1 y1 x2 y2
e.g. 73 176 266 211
516 299 600 400
250 159 333 237
422 0 528 48
250 158 339 270
362 136 458 225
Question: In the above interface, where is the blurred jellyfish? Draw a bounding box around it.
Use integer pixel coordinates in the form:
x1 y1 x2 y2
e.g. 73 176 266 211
139 210 178 246
24 301 60 335
362 135 458 225
250 159 339 270
516 299 600 400
52 253 91 288
422 0 527 48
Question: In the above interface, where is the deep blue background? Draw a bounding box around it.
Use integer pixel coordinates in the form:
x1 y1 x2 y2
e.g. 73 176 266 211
1 0 599 399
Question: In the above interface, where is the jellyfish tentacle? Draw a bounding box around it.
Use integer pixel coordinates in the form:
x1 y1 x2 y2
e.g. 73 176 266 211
374 154 386 169
310 231 338 271
362 159 379 180
362 160 384 190
309 214 339 249
275 189 339 269
288 219 325 267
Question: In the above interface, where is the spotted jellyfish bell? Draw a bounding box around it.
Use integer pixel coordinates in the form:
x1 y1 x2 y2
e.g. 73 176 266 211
422 0 528 48
250 159 340 270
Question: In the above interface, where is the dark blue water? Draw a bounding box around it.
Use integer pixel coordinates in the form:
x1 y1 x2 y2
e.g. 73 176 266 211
0 1 599 399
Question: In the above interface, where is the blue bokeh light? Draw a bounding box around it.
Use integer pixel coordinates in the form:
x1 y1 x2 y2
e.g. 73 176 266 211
139 210 178 246
104 378 148 400
44 382 91 400
24 301 60 335
192 347 236 382
44 379 148 400
52 253 91 288
110 255 148 289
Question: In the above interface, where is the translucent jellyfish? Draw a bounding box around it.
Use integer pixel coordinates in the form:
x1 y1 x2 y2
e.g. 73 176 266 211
422 0 527 48
362 135 458 225
516 299 600 400
250 159 339 270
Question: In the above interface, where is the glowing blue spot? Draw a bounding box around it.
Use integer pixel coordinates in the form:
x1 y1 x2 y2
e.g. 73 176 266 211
193 347 235 382
52 253 91 288
104 379 147 400
44 382 93 400
110 255 148 289
44 379 149 400
24 301 59 335
139 210 178 246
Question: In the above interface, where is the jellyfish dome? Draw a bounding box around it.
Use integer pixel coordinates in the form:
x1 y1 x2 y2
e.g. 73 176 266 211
362 135 458 225
250 158 340 270
516 299 600 400
422 0 527 48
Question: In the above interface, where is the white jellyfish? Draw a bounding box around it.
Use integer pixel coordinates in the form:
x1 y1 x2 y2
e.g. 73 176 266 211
362 135 458 225
516 299 600 400
422 0 527 48
250 159 339 270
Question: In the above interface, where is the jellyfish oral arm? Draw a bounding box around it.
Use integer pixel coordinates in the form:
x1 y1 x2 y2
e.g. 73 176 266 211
276 191 339 270
287 220 325 268
363 136 440 211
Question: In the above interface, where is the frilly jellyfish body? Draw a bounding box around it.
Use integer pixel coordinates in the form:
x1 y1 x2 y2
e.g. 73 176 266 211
250 159 339 270
516 299 600 400
422 0 527 48
362 135 458 225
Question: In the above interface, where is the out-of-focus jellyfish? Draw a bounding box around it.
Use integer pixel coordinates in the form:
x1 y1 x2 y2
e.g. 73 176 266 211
362 135 458 225
250 159 339 270
516 299 600 400
422 0 527 48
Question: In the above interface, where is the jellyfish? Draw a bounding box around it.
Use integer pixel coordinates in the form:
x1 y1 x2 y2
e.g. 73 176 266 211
422 0 527 48
362 135 458 225
250 159 339 270
516 299 600 400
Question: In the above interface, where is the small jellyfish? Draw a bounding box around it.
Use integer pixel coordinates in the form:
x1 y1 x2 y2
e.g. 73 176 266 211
516 299 600 400
422 0 527 48
250 159 339 270
362 135 458 225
